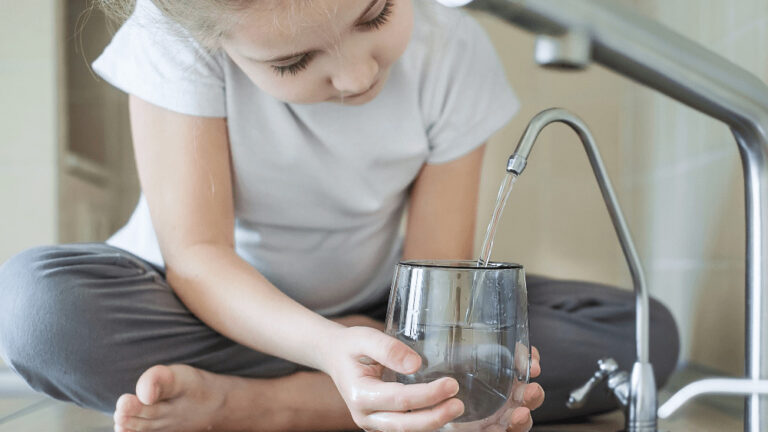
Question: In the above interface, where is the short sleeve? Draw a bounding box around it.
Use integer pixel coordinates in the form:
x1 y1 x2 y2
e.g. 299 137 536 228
422 12 520 164
92 0 226 117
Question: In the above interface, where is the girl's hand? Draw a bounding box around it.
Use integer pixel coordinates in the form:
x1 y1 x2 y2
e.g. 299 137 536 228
323 326 464 432
482 346 544 432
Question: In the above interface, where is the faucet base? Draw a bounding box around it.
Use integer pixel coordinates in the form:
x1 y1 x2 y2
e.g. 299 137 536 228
627 362 657 432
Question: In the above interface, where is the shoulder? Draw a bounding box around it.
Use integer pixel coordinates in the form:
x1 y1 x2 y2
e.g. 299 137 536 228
92 0 227 117
409 0 492 57
399 1 519 163
401 0 500 88
124 0 187 37
108 0 222 69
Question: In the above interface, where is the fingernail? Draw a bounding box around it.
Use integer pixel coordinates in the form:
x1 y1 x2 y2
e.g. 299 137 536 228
454 401 465 418
446 379 459 396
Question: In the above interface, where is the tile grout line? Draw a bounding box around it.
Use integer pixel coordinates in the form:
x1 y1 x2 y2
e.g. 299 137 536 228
0 399 53 426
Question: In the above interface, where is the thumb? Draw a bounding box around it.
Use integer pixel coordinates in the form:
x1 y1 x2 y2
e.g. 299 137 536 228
354 327 422 375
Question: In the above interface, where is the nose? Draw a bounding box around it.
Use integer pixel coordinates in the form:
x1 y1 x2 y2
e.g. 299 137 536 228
331 54 379 96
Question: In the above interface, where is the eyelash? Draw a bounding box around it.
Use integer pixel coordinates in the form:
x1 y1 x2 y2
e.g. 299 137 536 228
272 52 315 77
359 0 393 31
271 0 394 77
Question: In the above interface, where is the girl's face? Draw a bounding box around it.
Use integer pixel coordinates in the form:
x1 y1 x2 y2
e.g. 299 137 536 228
221 0 414 105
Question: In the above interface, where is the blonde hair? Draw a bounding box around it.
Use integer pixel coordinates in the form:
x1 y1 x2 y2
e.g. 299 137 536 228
96 0 253 48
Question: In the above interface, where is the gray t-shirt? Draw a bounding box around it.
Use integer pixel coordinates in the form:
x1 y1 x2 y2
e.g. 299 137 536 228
93 0 520 316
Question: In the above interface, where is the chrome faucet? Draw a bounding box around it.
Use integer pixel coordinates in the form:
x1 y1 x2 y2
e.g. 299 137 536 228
508 107 657 432
436 0 768 430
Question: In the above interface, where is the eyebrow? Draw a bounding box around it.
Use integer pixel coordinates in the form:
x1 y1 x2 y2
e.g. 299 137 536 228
255 0 381 63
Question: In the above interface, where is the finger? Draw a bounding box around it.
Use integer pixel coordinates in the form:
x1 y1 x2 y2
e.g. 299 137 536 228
503 407 532 432
352 327 422 374
354 376 460 412
523 383 545 410
530 346 541 378
367 398 465 432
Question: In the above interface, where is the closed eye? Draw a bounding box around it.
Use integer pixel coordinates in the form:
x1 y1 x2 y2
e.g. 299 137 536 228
271 52 315 77
271 0 394 77
358 0 393 31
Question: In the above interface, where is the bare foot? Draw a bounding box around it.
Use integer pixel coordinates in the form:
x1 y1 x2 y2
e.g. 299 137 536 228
113 364 356 432
114 364 227 432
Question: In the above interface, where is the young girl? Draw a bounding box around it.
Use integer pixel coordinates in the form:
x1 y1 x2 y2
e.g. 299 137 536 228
0 0 680 430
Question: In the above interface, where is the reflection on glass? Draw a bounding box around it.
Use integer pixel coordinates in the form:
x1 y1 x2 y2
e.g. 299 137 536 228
384 260 530 431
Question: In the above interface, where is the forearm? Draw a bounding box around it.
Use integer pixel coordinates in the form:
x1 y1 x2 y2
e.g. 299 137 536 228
164 243 342 372
402 146 485 261
402 228 474 261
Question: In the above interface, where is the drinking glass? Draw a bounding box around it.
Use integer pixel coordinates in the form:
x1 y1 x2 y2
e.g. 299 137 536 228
384 260 530 431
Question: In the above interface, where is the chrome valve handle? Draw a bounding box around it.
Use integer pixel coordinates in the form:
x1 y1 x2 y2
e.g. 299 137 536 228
568 358 621 409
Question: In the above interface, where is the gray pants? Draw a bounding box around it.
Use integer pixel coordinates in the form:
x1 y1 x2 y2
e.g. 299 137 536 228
0 243 679 423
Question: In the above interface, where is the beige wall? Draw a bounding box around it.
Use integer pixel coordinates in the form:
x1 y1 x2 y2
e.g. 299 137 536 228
474 0 767 375
0 1 60 263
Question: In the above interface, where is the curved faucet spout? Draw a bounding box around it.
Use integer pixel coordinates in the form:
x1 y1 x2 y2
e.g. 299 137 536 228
507 108 649 364
508 108 657 431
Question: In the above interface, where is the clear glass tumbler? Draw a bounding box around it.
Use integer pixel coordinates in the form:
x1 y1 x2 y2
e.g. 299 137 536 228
384 260 530 431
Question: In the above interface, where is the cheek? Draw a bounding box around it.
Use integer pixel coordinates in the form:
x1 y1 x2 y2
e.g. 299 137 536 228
379 0 414 64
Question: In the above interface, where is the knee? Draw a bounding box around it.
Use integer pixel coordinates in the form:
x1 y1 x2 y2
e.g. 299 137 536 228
0 246 74 384
0 246 58 362
0 245 122 411
648 296 680 387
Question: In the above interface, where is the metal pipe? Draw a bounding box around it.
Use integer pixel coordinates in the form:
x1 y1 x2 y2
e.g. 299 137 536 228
507 108 656 431
459 1 768 429
659 378 768 420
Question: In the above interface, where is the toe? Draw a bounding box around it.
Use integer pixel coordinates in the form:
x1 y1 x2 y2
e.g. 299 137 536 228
115 393 165 432
116 392 166 420
115 394 143 420
114 423 137 432
136 364 178 405
114 412 152 432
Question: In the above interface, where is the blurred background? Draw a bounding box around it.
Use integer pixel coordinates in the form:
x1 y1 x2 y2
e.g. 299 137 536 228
1 0 766 429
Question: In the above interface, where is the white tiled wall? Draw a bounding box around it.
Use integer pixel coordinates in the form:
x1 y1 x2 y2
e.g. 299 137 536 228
0 1 59 263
